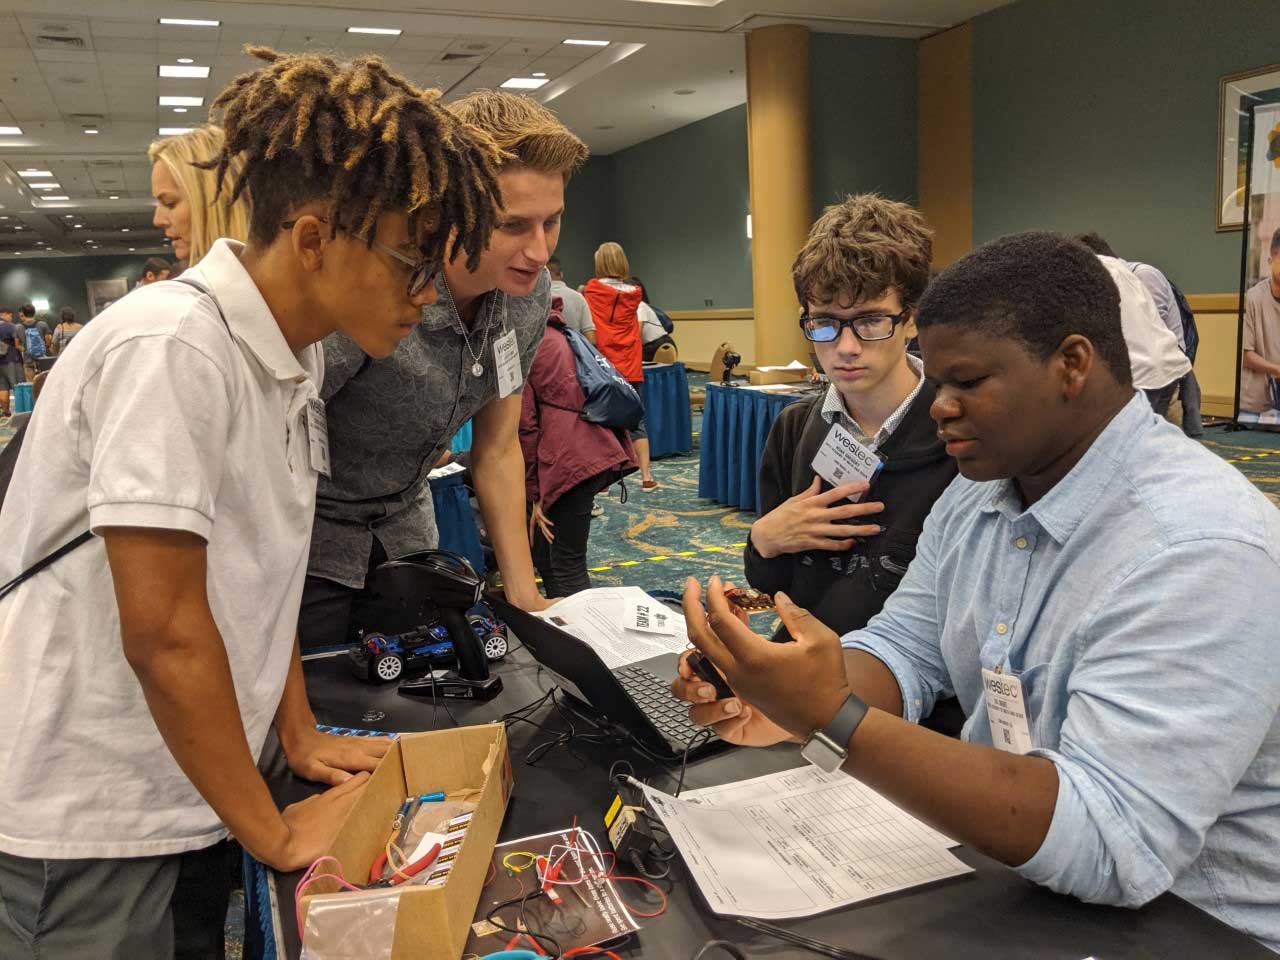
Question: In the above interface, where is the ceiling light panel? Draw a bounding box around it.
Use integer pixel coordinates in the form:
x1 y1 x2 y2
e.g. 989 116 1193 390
501 77 549 90
347 27 402 35
159 64 210 78
159 18 220 27
159 96 204 107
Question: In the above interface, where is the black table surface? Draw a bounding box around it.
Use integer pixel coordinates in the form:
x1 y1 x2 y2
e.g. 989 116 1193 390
263 647 1273 960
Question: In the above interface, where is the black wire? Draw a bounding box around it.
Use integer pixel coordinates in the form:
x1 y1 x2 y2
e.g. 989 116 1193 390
483 890 563 959
735 918 884 960
692 940 748 960
672 727 714 797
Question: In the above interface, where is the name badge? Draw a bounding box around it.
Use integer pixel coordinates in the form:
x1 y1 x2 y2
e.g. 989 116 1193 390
810 421 883 500
304 397 331 478
981 667 1033 755
494 328 522 398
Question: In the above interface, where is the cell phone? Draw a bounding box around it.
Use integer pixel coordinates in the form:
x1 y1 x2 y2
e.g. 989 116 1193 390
687 651 733 700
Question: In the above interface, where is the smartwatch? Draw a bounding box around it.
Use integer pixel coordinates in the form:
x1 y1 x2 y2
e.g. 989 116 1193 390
800 692 869 773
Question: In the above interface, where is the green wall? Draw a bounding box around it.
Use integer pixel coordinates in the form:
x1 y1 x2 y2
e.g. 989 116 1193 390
558 156 616 289
972 0 1280 293
811 33 918 216
0 254 158 323
610 104 753 311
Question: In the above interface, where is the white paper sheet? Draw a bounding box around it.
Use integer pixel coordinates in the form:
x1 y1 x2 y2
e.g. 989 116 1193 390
640 766 971 919
533 586 688 668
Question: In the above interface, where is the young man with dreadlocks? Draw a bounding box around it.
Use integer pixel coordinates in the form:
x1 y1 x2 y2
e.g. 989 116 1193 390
300 90 589 649
0 48 503 958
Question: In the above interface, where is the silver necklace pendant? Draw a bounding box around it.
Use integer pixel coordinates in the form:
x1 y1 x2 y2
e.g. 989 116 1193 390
471 361 484 377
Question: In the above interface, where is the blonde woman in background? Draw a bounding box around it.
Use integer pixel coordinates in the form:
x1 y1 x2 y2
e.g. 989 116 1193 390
149 125 250 266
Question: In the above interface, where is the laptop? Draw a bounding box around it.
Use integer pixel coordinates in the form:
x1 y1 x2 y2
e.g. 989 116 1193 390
486 594 728 762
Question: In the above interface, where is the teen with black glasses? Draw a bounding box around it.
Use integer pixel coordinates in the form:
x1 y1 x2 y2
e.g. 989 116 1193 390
739 195 961 731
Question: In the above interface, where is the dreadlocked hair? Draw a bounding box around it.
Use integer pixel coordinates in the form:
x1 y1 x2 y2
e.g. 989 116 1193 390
200 46 509 269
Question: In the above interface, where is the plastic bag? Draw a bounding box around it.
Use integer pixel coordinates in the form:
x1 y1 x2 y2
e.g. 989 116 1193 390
300 889 400 959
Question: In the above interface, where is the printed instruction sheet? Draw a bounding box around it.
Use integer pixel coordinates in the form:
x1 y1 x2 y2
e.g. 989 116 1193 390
534 586 688 668
641 766 972 919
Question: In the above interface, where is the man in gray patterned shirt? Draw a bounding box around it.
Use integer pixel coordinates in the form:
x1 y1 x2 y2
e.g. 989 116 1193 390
300 92 590 648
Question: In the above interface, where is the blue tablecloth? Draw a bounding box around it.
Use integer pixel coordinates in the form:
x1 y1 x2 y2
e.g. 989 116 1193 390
428 469 485 575
697 384 805 513
640 362 693 458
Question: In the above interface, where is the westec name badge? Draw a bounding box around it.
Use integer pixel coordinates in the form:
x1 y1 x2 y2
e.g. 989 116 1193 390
810 421 884 501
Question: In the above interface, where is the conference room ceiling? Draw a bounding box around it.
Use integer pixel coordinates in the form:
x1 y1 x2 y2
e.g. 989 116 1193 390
0 0 1011 259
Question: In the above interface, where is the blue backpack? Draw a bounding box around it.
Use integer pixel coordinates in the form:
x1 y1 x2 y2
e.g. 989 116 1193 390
23 326 45 359
558 325 643 431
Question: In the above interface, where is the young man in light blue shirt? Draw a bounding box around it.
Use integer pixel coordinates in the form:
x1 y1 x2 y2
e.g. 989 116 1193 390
674 231 1280 951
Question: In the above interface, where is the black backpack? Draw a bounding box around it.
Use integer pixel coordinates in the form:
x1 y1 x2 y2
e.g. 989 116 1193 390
1168 281 1199 364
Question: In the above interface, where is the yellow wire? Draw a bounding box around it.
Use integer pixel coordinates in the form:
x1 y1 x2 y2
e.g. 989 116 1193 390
501 851 538 872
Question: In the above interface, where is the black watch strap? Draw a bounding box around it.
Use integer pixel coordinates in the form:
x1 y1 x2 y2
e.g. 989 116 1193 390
824 693 870 750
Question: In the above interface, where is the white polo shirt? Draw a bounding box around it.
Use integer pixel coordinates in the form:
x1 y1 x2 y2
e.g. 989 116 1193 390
1097 255 1190 391
0 239 324 858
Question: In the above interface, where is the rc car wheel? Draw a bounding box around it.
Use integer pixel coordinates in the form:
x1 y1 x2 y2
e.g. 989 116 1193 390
482 634 508 661
374 654 404 682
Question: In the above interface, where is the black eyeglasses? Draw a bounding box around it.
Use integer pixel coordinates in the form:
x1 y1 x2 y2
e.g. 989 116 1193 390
280 218 440 299
799 311 909 343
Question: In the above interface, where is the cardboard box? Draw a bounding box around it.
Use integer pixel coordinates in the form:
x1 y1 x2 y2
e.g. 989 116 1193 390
300 724 513 960
748 366 812 385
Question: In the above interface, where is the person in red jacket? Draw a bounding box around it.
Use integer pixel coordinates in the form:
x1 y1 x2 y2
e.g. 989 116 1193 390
520 304 638 595
583 242 656 488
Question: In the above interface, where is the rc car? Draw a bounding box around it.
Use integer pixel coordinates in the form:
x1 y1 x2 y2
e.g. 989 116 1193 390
348 603 509 683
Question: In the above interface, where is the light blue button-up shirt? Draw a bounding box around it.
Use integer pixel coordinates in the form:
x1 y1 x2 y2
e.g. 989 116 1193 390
842 393 1280 950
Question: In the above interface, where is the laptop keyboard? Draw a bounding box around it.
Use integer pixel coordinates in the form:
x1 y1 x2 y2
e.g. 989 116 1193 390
615 665 713 749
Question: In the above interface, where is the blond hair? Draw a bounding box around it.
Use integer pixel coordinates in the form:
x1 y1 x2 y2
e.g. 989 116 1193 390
148 125 251 265
448 91 588 182
594 242 629 280
792 194 934 311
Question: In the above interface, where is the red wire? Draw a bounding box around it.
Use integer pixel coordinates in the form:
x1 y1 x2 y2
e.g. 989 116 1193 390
606 873 668 918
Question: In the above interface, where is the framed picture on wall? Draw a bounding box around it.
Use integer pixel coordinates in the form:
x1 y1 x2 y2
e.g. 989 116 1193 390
1218 63 1280 231
85 278 128 318
1232 101 1280 428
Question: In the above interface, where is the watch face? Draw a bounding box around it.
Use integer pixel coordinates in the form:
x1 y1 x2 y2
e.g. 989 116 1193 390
801 731 846 774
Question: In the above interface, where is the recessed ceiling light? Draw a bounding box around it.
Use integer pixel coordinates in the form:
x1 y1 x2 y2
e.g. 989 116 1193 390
158 127 195 136
63 214 75 219
13 226 22 231
173 107 188 113
12 252 19 256
500 77 549 90
109 195 119 200
129 247 136 251
0 126 22 136
532 72 547 78
159 96 203 107
176 57 194 64
159 18 220 27
121 228 130 233
0 216 7 220
563 39 609 46
19 170 53 179
43 196 69 201
73 224 84 229
347 26 402 35
31 183 62 190
674 88 696 95
83 128 100 135
159 64 211 78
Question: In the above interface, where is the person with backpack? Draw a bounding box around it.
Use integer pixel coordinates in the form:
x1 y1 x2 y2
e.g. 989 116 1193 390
520 301 638 595
0 308 23 417
50 307 83 356
0 46 505 959
584 243 657 489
